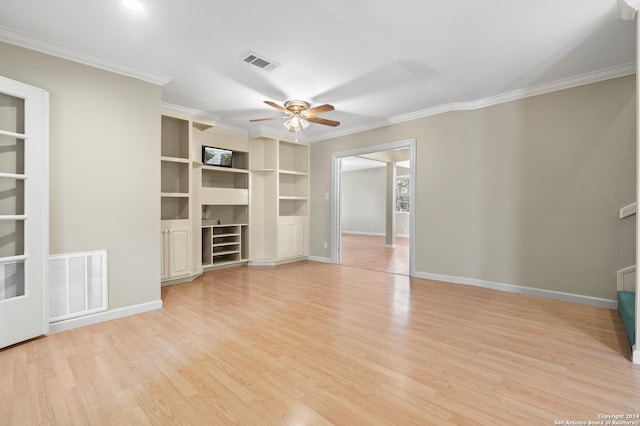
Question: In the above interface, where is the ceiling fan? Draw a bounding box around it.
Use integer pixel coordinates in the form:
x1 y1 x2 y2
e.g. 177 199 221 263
250 100 340 132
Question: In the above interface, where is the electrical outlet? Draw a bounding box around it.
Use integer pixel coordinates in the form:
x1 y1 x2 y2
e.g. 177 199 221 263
324 242 328 249
325 192 329 200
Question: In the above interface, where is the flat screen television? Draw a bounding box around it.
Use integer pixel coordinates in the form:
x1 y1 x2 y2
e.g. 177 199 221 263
202 146 233 168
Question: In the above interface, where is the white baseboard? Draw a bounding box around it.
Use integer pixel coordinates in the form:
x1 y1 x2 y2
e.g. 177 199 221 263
342 231 409 238
413 271 617 309
634 346 640 365
619 202 637 219
161 272 202 287
308 256 331 263
342 231 386 236
248 257 309 267
48 300 163 334
248 259 277 266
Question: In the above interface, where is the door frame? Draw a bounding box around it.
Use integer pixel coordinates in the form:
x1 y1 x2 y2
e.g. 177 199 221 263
0 75 49 348
330 138 416 275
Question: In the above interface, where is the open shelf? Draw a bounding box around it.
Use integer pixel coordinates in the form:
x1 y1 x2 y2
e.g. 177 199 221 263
279 141 308 173
279 199 308 216
161 116 189 159
279 172 308 198
202 205 248 225
202 168 249 188
202 223 248 268
162 161 189 193
161 197 189 220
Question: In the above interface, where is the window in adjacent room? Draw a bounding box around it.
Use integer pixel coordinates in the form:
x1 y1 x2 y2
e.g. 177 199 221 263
396 176 410 212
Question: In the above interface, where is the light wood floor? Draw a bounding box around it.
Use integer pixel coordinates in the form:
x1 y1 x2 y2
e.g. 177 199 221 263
1 261 638 425
340 233 409 275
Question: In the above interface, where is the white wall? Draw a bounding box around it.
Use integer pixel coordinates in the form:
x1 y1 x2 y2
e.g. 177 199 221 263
0 42 162 310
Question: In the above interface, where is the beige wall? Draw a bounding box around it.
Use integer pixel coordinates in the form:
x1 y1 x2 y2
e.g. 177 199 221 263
311 75 636 300
0 42 162 309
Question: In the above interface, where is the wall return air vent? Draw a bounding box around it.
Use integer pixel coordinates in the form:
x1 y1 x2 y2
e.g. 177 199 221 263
242 51 279 71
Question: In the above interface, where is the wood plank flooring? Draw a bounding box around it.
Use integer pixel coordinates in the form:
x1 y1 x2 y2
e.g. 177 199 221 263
1 261 639 425
340 233 409 275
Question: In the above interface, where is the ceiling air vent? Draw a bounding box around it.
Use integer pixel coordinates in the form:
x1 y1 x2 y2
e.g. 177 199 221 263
242 51 279 71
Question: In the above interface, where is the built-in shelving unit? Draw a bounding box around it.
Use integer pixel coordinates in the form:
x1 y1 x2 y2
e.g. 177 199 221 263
250 136 309 264
278 141 309 220
161 116 191 221
192 125 251 271
161 115 192 282
159 112 311 277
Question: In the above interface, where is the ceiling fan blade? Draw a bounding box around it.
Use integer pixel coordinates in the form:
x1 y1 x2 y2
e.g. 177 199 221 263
249 117 286 122
307 116 340 127
264 100 287 113
303 104 334 117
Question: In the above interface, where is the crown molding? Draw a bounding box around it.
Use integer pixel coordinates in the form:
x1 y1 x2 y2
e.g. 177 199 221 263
625 0 640 10
306 63 637 143
161 102 222 124
214 123 248 136
619 0 640 19
0 26 172 86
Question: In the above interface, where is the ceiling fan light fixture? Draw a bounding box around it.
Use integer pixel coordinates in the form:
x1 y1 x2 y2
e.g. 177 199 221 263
284 115 310 132
284 117 295 131
252 100 339 131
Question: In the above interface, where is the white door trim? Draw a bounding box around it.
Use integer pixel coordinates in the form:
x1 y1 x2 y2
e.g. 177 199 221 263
330 138 416 276
0 75 49 348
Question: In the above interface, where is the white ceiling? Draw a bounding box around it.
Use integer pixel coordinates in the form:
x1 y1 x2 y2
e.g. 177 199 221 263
0 1 635 142
341 157 386 173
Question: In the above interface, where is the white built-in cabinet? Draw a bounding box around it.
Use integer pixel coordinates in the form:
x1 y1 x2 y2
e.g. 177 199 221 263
161 223 191 280
278 217 306 259
250 137 309 264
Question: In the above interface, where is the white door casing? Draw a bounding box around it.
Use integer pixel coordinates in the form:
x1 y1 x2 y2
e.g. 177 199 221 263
330 139 416 275
0 75 49 349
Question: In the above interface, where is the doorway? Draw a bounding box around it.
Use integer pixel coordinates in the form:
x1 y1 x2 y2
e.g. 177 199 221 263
331 139 416 276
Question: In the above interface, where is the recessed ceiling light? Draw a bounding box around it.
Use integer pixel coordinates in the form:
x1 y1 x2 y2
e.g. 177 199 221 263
122 0 143 12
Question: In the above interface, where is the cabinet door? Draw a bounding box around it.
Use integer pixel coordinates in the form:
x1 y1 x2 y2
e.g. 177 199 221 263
290 220 304 257
160 229 169 280
169 228 190 278
278 222 291 259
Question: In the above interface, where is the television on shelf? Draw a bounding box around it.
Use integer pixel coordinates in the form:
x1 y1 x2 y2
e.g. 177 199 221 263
202 146 233 168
